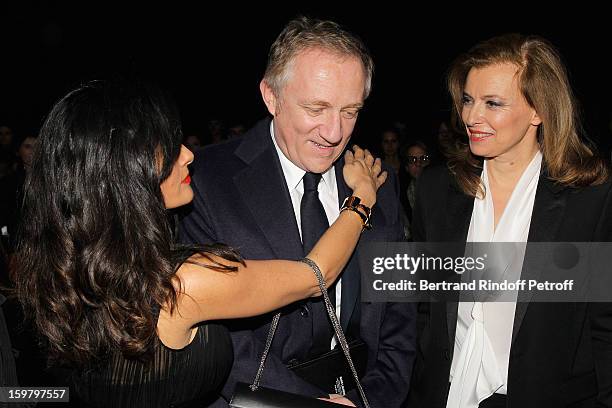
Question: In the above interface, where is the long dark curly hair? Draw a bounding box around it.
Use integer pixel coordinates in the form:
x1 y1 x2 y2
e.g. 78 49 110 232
14 79 242 368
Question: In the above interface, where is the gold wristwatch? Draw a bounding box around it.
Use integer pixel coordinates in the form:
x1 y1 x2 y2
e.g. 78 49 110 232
341 196 373 230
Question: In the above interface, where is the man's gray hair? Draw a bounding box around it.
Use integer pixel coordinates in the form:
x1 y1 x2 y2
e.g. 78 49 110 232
263 17 374 99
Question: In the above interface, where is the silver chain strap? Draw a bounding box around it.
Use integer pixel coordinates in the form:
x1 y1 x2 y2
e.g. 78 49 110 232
299 257 370 408
250 312 281 391
249 258 370 408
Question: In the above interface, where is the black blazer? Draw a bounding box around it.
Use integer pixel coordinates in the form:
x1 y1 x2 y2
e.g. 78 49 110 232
406 165 612 408
179 118 416 408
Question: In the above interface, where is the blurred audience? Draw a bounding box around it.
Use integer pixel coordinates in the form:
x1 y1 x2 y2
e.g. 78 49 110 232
226 123 246 140
0 134 37 253
0 125 15 179
183 133 203 152
400 141 430 240
380 128 403 174
207 119 226 144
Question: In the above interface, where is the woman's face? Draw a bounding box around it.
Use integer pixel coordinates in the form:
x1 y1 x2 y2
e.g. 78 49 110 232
160 145 195 209
381 131 399 157
18 136 37 168
405 145 429 179
461 63 541 161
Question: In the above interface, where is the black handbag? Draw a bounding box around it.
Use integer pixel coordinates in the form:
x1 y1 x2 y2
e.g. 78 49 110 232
288 338 367 394
229 258 370 408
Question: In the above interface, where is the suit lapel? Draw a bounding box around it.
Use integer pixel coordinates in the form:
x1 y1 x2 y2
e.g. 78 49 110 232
335 159 360 330
233 119 304 260
440 169 567 350
334 157 395 330
445 181 474 349
512 176 566 343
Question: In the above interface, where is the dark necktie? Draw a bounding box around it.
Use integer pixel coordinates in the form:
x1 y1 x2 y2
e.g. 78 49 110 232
300 172 328 254
300 172 336 356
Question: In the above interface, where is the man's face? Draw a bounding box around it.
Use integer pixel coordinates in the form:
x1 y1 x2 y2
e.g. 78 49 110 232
261 48 366 173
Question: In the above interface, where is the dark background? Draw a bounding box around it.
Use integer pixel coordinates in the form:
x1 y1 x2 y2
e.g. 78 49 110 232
1 3 612 397
2 4 611 153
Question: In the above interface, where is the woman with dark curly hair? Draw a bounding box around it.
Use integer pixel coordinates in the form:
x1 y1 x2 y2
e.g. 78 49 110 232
14 80 386 407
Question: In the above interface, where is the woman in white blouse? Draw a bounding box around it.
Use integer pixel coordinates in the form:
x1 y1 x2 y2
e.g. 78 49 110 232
407 34 612 408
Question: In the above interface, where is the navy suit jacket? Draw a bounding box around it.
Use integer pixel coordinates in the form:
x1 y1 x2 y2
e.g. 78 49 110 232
179 118 416 408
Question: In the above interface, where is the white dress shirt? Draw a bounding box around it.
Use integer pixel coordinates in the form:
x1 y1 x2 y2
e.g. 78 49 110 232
270 122 342 349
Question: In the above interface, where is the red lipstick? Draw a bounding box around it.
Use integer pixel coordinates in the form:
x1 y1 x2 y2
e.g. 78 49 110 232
182 175 191 184
468 130 493 142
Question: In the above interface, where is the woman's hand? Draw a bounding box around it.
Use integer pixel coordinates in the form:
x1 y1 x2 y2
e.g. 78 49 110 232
343 145 387 207
318 394 357 406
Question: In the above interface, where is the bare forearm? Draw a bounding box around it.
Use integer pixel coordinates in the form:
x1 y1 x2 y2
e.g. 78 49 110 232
306 192 371 287
306 146 381 287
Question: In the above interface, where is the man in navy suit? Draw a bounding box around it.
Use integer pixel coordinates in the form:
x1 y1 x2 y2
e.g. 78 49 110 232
180 17 416 407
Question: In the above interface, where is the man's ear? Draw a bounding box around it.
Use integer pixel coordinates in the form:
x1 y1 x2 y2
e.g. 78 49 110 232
260 80 278 116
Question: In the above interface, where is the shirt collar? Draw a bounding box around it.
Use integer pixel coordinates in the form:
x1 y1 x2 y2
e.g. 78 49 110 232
270 121 335 191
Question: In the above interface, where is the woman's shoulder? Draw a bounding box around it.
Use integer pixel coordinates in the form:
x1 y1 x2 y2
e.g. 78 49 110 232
415 164 456 197
420 164 453 183
174 253 242 293
557 176 612 201
178 253 242 272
